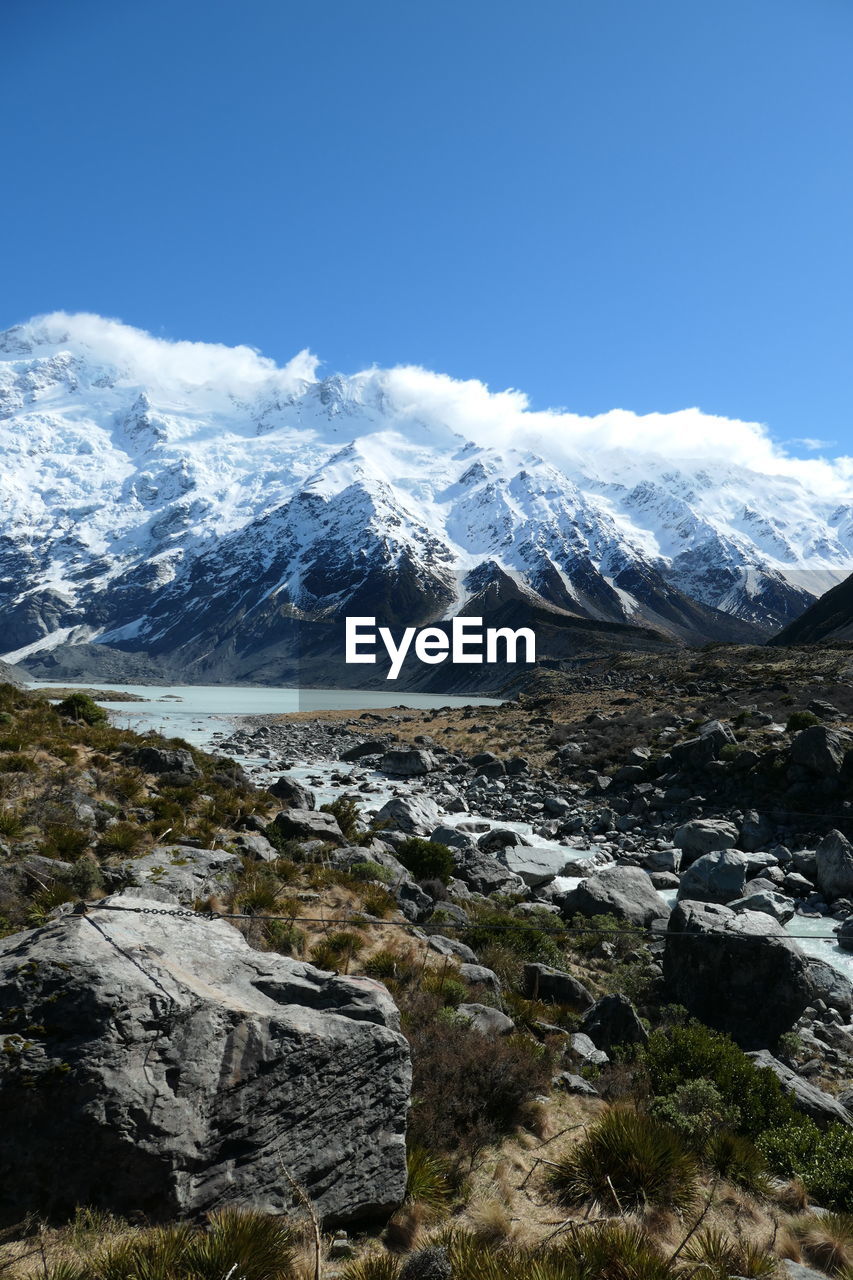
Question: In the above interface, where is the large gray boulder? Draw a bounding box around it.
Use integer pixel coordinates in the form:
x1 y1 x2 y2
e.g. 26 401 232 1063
673 819 738 862
747 1051 852 1127
789 726 851 777
452 850 525 896
0 896 410 1227
839 917 853 952
272 808 346 845
581 994 648 1052
663 900 834 1048
498 846 574 888
118 846 243 906
378 749 435 777
677 850 748 905
815 829 853 901
135 746 200 778
522 963 595 1009
561 865 670 927
375 794 442 834
728 889 795 924
268 775 315 810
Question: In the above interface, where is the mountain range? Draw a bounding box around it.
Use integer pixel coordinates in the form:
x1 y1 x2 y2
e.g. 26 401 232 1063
3 313 853 690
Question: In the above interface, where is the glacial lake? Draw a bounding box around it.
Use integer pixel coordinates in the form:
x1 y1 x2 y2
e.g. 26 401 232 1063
30 681 502 747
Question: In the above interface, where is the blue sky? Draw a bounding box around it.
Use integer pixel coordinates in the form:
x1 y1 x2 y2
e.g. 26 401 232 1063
3 0 852 455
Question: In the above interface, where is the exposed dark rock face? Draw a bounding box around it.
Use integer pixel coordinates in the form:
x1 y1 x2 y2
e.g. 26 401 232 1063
663 900 850 1049
0 896 411 1227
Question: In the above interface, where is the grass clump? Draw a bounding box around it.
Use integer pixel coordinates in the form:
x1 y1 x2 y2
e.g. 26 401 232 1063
786 1210 853 1275
549 1106 699 1213
682 1227 778 1278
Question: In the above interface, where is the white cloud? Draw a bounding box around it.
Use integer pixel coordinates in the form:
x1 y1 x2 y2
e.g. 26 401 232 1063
20 311 319 396
9 312 853 501
788 436 836 452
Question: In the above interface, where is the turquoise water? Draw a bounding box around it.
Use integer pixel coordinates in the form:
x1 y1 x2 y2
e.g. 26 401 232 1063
30 680 501 747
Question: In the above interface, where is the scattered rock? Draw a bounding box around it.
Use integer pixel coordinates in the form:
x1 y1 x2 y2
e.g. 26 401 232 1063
268 775 315 809
815 829 853 901
561 865 670 927
456 1004 515 1036
375 795 442 835
677 850 748 905
581 994 648 1052
747 1051 852 1127
522 963 595 1009
379 749 435 777
272 808 346 845
673 819 739 861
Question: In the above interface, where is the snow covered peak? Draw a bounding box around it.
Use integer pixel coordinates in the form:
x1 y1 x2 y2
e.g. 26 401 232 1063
2 312 853 668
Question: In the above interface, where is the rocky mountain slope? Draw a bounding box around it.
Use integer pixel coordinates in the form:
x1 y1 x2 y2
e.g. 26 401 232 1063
772 569 853 646
3 313 853 687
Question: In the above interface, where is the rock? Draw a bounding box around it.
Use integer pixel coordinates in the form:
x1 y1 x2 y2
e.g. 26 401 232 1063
790 726 851 777
668 736 716 771
650 871 680 890
815 829 853 901
134 746 201 777
739 811 774 852
839 917 853 952
785 872 816 897
399 1245 452 1280
379 749 435 777
505 756 530 776
781 1263 833 1280
0 895 410 1227
554 1072 599 1097
118 846 243 905
453 850 525 896
728 890 795 924
272 808 346 845
522 963 595 1009
375 795 442 835
747 1051 852 1127
233 832 278 863
664 901 825 1048
581 994 648 1052
566 1032 609 1067
268 775 315 809
498 846 573 887
677 850 748 905
806 957 853 1017
340 740 387 762
459 964 501 993
429 825 477 851
673 819 739 861
561 866 670 927
394 879 434 923
478 828 528 854
428 934 478 963
456 1004 515 1036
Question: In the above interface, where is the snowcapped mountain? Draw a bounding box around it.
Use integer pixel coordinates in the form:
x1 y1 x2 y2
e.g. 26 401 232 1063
2 313 852 687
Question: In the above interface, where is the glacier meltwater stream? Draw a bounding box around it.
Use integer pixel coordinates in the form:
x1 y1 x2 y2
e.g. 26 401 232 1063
32 680 852 983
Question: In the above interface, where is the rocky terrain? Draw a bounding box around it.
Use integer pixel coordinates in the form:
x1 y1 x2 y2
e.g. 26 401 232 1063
2 655 853 1279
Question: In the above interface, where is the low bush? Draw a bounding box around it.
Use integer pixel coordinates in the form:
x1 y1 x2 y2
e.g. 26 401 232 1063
396 837 455 885
56 693 108 726
649 1077 740 1146
549 1106 699 1212
759 1119 853 1210
405 1001 551 1161
643 1022 797 1139
786 710 821 732
462 908 563 967
320 795 371 844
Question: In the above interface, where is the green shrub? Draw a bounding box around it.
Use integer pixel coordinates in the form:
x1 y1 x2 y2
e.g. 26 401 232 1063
550 1106 699 1212
397 837 455 884
56 693 108 726
649 1077 740 1146
759 1119 853 1210
786 710 821 732
463 908 563 966
643 1022 797 1138
348 859 395 885
320 795 370 843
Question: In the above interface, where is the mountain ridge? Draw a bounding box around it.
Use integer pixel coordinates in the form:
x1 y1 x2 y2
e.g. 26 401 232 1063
4 313 853 688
